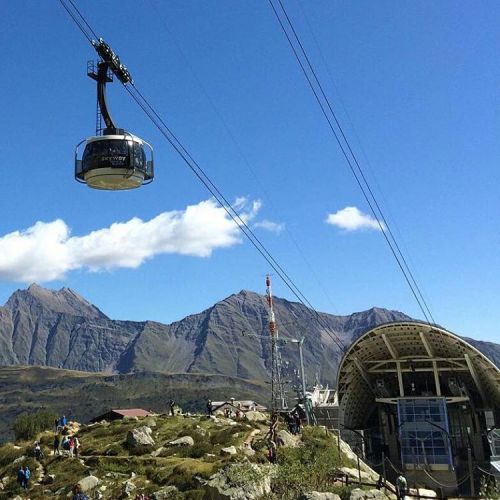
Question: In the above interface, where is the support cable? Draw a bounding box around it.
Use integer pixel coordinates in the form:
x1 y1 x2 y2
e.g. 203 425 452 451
58 0 347 353
268 0 435 325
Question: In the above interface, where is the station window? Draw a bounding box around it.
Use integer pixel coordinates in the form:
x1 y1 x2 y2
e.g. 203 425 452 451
397 398 452 466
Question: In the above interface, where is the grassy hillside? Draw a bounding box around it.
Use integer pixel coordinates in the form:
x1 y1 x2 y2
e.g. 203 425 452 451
0 413 365 499
0 366 268 443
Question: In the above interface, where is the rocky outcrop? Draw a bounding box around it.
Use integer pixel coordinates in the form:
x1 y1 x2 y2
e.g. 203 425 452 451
203 460 274 500
167 436 194 447
126 427 155 453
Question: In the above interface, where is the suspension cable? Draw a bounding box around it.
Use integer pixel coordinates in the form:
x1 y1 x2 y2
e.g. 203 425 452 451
58 0 347 352
268 0 435 325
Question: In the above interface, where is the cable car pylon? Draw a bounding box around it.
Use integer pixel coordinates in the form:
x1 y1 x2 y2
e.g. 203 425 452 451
75 39 154 190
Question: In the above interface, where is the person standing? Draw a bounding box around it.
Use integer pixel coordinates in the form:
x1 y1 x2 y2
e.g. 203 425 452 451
53 434 61 456
396 474 407 500
74 435 81 458
69 436 75 457
23 466 31 489
169 399 175 417
17 466 25 489
206 399 212 416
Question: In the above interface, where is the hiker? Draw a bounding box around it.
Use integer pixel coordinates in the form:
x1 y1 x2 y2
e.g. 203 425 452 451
34 441 44 460
18 465 30 489
69 436 75 457
72 484 89 500
53 434 61 456
17 466 26 489
24 466 31 489
62 435 70 454
206 399 212 416
54 418 59 432
294 413 302 434
74 435 81 458
267 441 277 463
286 413 296 434
169 399 175 417
396 474 407 500
62 415 68 427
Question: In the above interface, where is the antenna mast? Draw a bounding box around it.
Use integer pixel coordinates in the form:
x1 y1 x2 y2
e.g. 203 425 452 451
266 275 287 412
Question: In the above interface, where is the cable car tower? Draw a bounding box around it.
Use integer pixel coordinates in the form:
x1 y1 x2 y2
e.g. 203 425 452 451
265 275 288 412
75 39 154 190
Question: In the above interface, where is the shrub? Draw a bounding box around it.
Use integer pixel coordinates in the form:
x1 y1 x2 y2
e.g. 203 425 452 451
14 410 57 441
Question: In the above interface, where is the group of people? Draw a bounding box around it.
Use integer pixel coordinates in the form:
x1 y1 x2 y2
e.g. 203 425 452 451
16 465 31 490
53 433 81 457
284 411 302 435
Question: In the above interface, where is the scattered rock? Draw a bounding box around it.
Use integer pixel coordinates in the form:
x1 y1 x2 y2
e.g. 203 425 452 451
124 415 139 421
41 474 55 485
77 475 99 492
123 479 136 496
11 496 23 500
167 436 194 447
144 417 157 427
298 493 341 500
127 427 155 453
409 488 437 498
13 455 25 464
239 445 255 456
221 446 237 456
151 446 165 457
203 459 274 499
277 429 300 447
244 411 267 422
152 485 183 499
339 467 377 483
349 488 389 499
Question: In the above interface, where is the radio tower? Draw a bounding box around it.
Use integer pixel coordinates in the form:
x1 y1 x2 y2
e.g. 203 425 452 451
266 275 287 412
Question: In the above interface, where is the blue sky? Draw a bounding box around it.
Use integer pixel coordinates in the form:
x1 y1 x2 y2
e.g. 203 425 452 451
0 1 498 342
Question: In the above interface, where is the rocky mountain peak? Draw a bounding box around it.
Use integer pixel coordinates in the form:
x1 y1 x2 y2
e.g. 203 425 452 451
6 284 107 319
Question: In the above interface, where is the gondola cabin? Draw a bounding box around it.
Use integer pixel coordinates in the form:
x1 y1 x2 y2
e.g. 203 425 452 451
75 130 153 190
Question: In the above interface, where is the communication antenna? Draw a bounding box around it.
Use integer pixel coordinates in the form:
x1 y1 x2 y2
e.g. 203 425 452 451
265 275 288 412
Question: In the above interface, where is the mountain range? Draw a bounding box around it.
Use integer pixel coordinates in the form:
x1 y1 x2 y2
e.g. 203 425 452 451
1 284 499 385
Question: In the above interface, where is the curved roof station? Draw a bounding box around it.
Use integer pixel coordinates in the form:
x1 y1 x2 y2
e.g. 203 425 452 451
337 321 500 495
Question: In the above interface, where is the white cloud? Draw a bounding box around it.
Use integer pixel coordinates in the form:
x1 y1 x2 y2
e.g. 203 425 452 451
325 206 384 232
0 198 268 283
253 220 285 234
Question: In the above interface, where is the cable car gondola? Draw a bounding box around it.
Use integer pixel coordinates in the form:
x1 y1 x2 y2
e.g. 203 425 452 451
75 50 154 190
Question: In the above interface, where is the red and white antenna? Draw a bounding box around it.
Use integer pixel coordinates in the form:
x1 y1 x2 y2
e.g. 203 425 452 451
266 274 276 336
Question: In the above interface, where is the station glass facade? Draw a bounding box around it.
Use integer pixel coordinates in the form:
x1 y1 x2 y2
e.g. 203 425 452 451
397 398 452 466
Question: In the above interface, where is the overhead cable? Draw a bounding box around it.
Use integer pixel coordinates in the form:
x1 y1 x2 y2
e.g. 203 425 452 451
58 0 347 352
268 0 435 325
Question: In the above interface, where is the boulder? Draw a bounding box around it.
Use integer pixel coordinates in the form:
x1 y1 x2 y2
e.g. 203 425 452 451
221 446 237 456
349 488 389 499
41 474 55 485
123 480 136 496
339 467 377 482
77 475 99 492
13 455 25 464
299 493 341 500
167 436 194 447
151 446 165 457
239 445 255 456
203 460 274 499
144 417 157 427
277 429 300 447
244 411 267 423
152 485 183 499
127 427 155 453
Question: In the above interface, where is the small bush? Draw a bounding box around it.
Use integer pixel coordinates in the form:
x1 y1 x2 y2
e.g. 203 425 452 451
14 410 57 441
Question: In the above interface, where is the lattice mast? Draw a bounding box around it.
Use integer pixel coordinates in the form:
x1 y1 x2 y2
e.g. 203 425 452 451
266 275 287 412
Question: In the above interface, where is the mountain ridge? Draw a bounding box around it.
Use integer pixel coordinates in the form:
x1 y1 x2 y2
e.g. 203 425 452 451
0 284 498 385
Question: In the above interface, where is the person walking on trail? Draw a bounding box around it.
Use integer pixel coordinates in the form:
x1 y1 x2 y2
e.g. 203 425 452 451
24 465 31 489
206 399 212 416
34 441 44 461
53 434 61 456
169 399 175 417
17 466 25 489
396 474 407 500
